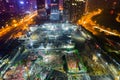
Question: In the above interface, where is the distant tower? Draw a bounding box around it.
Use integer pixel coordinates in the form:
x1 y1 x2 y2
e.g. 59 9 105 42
50 0 60 21
59 0 63 11
37 0 45 10
45 0 51 15
51 0 59 10
37 0 47 20
63 0 85 22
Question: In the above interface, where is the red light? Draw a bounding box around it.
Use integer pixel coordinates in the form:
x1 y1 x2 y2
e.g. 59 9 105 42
113 2 117 5
110 10 114 15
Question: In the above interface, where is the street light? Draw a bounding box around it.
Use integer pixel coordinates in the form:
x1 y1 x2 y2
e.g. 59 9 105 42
97 53 101 57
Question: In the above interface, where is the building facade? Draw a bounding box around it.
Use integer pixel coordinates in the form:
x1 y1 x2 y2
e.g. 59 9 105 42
50 0 60 21
36 0 63 21
37 0 47 20
63 0 86 22
37 0 45 10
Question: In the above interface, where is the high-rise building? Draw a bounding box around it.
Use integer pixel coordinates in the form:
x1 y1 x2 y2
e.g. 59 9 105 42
50 0 60 21
59 0 63 11
63 0 86 22
37 0 47 20
51 0 59 12
36 0 63 21
45 0 50 9
37 0 45 10
45 0 51 16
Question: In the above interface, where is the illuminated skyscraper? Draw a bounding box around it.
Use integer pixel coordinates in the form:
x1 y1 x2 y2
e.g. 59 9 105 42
50 0 60 21
36 0 63 21
63 0 85 22
51 0 59 10
59 0 63 10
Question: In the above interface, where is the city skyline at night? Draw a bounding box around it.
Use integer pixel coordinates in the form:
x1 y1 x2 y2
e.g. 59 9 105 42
0 0 37 14
0 0 120 80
